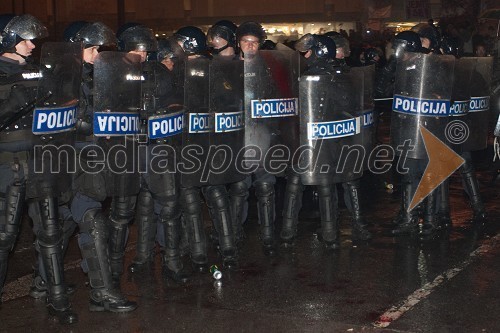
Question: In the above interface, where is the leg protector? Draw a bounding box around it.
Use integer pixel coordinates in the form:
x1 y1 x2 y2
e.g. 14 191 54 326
461 156 487 222
421 192 438 239
129 190 156 273
180 187 207 269
255 181 276 254
343 180 372 241
392 179 419 236
228 179 250 242
108 195 136 283
80 208 137 313
317 184 339 247
0 182 26 252
32 197 78 324
203 185 236 257
280 171 303 243
159 199 188 284
435 180 451 229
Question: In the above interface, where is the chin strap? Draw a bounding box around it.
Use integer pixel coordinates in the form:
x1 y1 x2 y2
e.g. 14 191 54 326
211 44 230 55
14 52 30 63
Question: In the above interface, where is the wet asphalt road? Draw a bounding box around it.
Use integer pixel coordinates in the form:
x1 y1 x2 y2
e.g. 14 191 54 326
1 112 499 333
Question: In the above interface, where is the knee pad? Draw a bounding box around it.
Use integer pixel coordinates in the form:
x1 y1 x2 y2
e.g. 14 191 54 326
255 182 274 198
180 187 201 214
158 199 180 222
81 208 108 240
228 180 249 197
110 196 136 225
136 190 154 217
203 185 229 209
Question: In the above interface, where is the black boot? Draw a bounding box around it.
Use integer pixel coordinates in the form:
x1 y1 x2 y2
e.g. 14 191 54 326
256 182 276 256
435 181 452 229
461 159 487 224
344 181 372 241
204 185 239 268
33 198 78 325
421 193 438 240
181 187 208 273
109 196 135 287
160 200 189 284
280 171 303 245
228 180 249 244
81 209 137 313
318 184 339 249
391 181 419 236
129 191 156 273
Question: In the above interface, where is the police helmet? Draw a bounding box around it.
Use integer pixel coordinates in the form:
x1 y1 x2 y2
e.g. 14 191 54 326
440 35 462 58
324 31 350 57
157 37 186 62
361 47 381 64
174 26 207 55
392 30 424 56
64 21 116 48
412 23 441 51
261 39 277 50
236 21 266 46
207 20 237 48
0 14 48 54
295 34 336 60
117 23 158 52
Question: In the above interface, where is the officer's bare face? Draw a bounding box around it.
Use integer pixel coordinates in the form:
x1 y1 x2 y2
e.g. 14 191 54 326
209 36 228 49
83 46 99 64
161 57 174 71
420 37 431 49
15 40 35 60
129 50 147 63
239 35 259 57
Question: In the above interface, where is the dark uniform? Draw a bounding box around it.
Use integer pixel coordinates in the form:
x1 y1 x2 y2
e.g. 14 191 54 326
0 14 78 324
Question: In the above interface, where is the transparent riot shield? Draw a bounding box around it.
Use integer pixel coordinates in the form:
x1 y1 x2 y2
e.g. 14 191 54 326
351 65 376 171
243 49 300 173
298 71 364 185
28 42 82 199
208 57 245 185
143 61 184 194
93 51 142 196
462 57 493 152
447 57 475 153
180 57 210 187
390 52 455 159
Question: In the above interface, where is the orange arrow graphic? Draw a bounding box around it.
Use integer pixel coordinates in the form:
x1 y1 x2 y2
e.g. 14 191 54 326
408 125 465 211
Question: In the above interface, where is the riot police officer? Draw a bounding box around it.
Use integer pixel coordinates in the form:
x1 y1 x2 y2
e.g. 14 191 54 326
0 14 78 324
435 35 488 228
175 26 239 270
68 21 138 312
230 21 278 256
207 20 238 57
127 29 189 283
381 31 451 237
324 31 373 242
281 34 370 248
